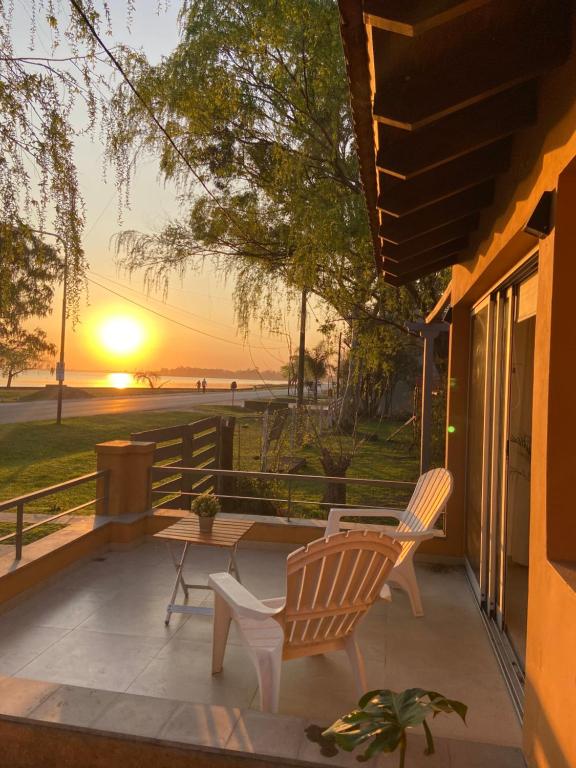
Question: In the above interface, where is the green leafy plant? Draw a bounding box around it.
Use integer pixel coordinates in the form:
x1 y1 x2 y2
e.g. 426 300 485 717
306 688 467 768
191 491 221 518
229 476 279 517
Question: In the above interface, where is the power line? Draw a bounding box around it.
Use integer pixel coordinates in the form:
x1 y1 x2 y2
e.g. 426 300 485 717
246 338 282 400
89 270 240 331
306 297 321 325
88 269 288 350
85 275 288 353
68 0 276 259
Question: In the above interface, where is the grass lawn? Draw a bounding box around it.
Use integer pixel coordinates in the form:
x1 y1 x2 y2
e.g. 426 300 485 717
0 521 65 546
0 409 211 516
0 389 33 403
0 406 419 527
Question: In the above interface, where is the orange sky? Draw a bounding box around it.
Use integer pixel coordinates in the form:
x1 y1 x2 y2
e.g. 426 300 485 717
19 4 324 374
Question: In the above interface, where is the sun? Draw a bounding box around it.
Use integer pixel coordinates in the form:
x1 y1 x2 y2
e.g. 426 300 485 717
99 316 145 356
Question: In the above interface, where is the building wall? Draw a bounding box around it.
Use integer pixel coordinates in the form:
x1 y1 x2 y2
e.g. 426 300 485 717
521 163 576 768
441 46 576 768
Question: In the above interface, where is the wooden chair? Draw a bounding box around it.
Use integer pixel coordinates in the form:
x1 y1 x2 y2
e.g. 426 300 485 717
209 530 401 713
325 468 453 617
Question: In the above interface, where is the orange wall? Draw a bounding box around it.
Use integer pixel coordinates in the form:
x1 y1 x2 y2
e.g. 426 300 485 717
440 25 576 766
522 162 576 768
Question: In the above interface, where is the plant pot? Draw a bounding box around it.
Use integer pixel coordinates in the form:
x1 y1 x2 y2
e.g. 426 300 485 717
198 516 215 533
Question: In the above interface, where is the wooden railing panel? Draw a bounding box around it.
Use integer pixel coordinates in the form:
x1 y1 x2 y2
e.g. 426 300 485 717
132 423 189 443
191 431 218 452
153 442 184 462
133 417 224 510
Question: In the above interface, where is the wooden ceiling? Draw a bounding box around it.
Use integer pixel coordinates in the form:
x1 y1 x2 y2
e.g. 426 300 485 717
338 0 574 285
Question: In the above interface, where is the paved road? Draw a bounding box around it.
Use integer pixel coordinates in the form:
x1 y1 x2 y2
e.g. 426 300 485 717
0 388 289 424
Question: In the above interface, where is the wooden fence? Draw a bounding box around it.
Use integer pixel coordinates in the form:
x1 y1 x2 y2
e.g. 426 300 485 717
131 416 234 510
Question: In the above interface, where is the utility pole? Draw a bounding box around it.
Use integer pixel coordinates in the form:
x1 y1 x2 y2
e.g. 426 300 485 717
56 256 68 426
31 230 68 425
335 332 342 399
407 321 449 474
296 287 307 407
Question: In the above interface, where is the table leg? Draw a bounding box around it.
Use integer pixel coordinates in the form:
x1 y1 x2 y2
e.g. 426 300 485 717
168 541 189 598
229 546 242 583
165 542 189 626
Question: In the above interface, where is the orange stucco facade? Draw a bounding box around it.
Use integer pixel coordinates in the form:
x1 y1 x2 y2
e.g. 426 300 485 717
439 36 576 768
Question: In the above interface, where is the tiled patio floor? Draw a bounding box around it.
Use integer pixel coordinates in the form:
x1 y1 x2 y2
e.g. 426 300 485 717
0 539 522 750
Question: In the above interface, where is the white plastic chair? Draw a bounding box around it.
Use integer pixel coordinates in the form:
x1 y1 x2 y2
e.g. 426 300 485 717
209 530 401 713
325 468 453 617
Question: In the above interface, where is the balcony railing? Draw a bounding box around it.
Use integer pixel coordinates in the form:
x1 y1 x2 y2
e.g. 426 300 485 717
151 465 417 519
0 470 110 560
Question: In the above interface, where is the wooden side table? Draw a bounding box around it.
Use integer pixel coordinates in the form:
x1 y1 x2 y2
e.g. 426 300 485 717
154 516 255 625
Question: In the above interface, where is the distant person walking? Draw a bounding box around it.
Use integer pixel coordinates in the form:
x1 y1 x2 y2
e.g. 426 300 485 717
202 378 207 393
197 380 201 392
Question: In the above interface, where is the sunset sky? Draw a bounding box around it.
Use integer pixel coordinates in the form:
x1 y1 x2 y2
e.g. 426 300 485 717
20 3 324 374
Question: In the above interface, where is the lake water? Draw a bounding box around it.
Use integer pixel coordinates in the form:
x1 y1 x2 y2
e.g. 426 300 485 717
8 369 286 390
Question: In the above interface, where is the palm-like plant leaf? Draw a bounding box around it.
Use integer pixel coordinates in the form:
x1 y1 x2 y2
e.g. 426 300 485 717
318 688 467 766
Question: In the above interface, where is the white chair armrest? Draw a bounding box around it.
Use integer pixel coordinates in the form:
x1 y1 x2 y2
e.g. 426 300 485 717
325 506 407 536
378 525 444 542
208 572 283 621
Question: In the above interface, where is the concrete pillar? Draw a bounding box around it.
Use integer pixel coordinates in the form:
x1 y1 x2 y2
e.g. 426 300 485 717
95 440 155 516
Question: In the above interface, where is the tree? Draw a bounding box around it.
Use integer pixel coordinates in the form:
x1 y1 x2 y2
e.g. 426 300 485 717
110 0 449 432
133 370 168 389
0 222 62 324
281 343 331 400
0 326 56 388
112 0 448 339
280 358 298 396
0 2 138 317
0 222 61 388
305 343 331 402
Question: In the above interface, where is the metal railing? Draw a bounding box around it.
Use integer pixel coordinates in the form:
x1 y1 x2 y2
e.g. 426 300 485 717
150 465 416 517
0 470 110 560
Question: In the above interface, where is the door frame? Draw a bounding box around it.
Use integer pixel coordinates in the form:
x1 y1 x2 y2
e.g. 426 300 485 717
463 252 538 716
463 295 492 603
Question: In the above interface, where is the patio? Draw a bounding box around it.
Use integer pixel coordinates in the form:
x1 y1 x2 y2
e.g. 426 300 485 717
0 537 523 766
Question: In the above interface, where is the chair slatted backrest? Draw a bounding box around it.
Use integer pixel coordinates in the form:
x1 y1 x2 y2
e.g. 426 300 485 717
282 531 400 650
395 468 453 563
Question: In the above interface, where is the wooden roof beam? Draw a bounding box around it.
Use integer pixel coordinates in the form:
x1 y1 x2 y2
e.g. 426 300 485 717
364 0 494 37
381 215 479 262
384 250 463 284
384 238 468 277
376 82 537 179
377 138 511 216
371 0 572 129
379 181 494 243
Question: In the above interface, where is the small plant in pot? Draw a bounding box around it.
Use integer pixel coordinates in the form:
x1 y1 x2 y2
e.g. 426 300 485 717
192 491 221 533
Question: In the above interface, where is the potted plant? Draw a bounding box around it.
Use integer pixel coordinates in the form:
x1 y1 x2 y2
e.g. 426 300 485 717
192 491 221 533
306 688 467 768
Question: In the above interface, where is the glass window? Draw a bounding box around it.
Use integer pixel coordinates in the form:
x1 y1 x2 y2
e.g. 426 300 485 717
465 305 489 584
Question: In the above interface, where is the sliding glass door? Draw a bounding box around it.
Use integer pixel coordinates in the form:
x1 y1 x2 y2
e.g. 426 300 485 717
464 264 537 704
464 301 490 594
500 279 536 669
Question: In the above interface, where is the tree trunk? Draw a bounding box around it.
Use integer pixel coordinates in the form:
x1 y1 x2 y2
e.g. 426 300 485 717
6 370 14 388
339 322 361 432
320 450 351 506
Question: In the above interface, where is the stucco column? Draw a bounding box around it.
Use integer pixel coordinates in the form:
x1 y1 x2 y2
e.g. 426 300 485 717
95 440 155 516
